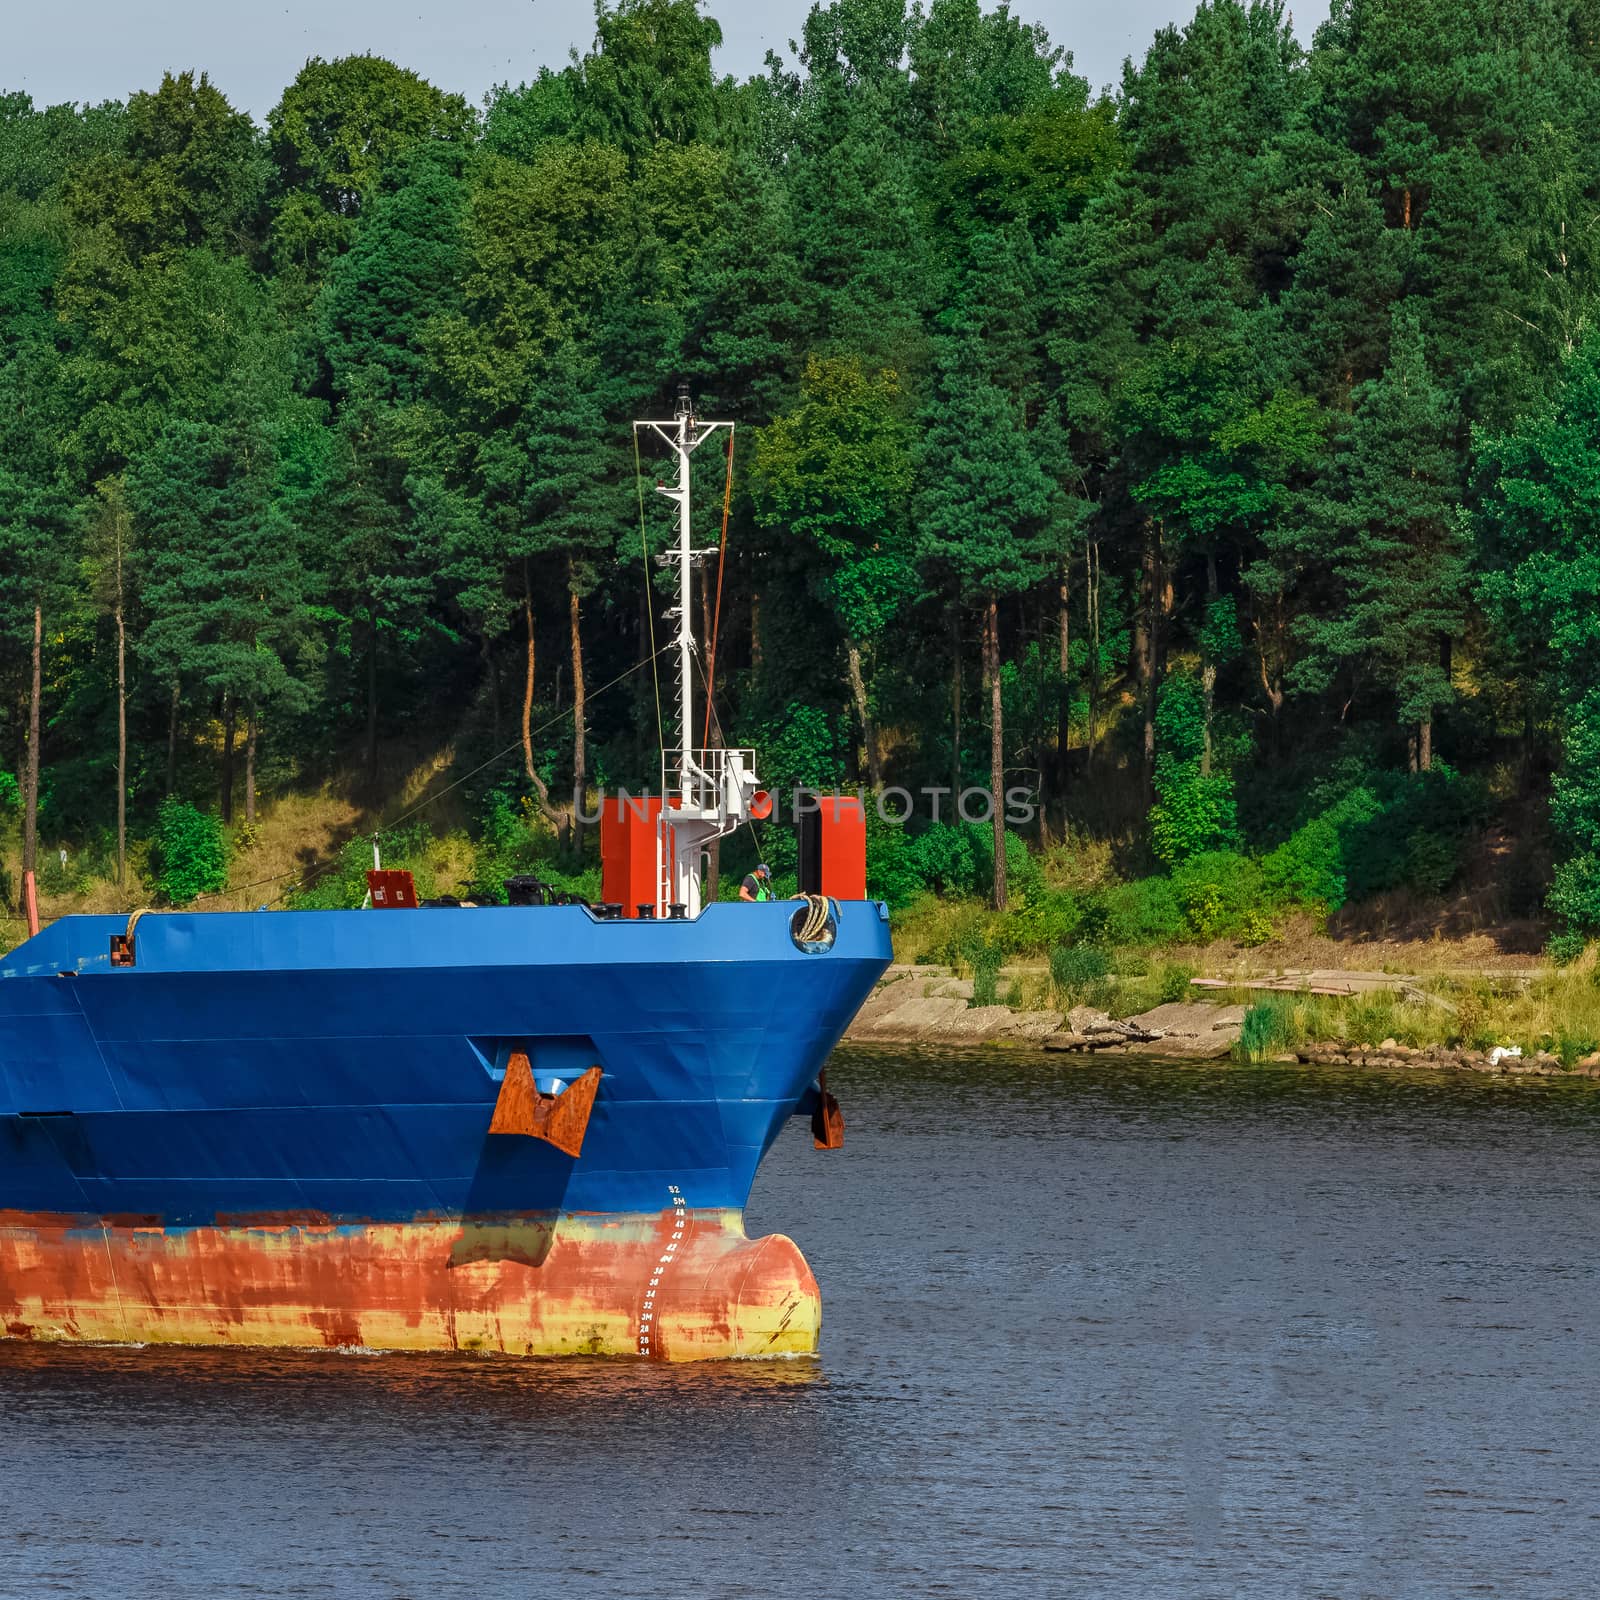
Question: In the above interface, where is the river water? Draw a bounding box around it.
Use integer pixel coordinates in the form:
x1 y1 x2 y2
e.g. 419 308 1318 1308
3 1048 1600 1599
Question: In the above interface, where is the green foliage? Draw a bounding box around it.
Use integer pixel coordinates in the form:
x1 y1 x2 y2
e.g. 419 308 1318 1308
969 942 1002 1008
4 6 1595 950
1236 998 1298 1063
1171 851 1263 940
973 828 1043 906
153 799 227 905
459 794 601 905
753 357 917 639
1479 337 1600 932
905 822 982 898
1008 888 1085 952
575 0 725 158
1157 962 1196 1003
1049 942 1110 1007
0 770 16 811
1258 770 1487 912
269 54 474 273
1102 876 1184 947
1149 672 1237 865
1557 1031 1599 1069
1293 310 1468 739
1547 932 1587 968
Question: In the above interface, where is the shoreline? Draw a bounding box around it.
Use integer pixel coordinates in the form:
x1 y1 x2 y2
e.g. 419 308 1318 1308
846 961 1600 1080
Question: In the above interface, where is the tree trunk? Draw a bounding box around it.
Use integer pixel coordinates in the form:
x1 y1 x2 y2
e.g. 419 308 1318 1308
1086 541 1101 774
245 712 258 827
521 581 564 838
1138 522 1161 804
220 695 236 825
482 634 500 746
1419 716 1433 773
1200 551 1218 778
115 554 127 889
750 591 763 674
845 637 882 790
951 608 962 798
699 558 713 676
1253 596 1286 757
521 590 541 794
1058 565 1071 677
365 605 380 787
1056 563 1071 792
986 594 1007 912
167 681 180 796
23 603 41 880
706 837 721 905
569 580 588 856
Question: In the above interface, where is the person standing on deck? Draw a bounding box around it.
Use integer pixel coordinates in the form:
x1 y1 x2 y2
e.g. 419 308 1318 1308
740 864 773 902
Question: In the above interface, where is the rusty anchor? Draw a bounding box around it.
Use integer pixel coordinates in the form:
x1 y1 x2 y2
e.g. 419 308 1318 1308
488 1055 603 1158
810 1069 844 1151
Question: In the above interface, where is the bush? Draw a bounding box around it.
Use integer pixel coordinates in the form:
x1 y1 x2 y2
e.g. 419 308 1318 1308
154 799 227 906
1547 932 1587 967
1259 769 1489 912
906 821 981 898
1171 851 1265 940
973 826 1044 905
1102 877 1184 946
1550 853 1600 936
1008 888 1084 953
1341 767 1490 901
864 810 922 910
1404 829 1458 897
288 824 456 910
1050 942 1111 1007
1261 811 1350 910
1157 962 1196 1003
1557 1031 1600 1068
1149 672 1239 865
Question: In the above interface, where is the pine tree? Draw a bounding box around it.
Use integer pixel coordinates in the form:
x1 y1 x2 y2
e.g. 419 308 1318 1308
1295 310 1465 767
915 333 1053 909
752 355 917 790
1475 333 1600 930
317 144 467 407
129 410 318 823
472 344 627 845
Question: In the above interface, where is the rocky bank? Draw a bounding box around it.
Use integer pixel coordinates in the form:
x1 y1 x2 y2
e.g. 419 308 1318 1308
845 967 1600 1078
846 967 1247 1058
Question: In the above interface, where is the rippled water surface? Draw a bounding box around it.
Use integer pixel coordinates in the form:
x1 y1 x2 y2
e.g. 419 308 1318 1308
5 1049 1600 1598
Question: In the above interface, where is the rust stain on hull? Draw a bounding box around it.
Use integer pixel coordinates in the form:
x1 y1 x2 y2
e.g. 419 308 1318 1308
0 1208 820 1362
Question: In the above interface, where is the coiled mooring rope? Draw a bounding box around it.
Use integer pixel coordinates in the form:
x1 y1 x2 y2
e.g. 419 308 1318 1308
791 893 834 945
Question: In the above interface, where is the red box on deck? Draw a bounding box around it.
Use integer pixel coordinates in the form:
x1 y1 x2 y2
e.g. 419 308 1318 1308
601 796 663 917
797 794 868 901
819 796 867 900
366 869 418 909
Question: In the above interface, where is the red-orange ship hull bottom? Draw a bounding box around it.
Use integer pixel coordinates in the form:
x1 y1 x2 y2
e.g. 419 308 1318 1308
0 1209 820 1361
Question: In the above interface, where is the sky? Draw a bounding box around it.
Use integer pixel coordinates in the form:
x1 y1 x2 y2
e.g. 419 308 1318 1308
4 0 1332 121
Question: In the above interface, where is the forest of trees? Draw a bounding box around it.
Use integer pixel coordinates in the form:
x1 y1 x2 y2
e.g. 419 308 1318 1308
6 0 1600 934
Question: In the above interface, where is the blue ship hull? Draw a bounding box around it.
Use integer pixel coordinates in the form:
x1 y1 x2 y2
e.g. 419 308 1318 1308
0 901 891 1358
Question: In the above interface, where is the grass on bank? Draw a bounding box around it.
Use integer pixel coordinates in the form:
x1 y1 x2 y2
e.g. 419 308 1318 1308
1232 962 1600 1066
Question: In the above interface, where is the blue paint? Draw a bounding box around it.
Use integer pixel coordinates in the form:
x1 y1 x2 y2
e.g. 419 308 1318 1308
0 901 891 1224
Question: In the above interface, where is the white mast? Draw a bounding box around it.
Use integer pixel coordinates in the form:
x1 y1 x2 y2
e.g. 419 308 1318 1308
635 386 760 916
